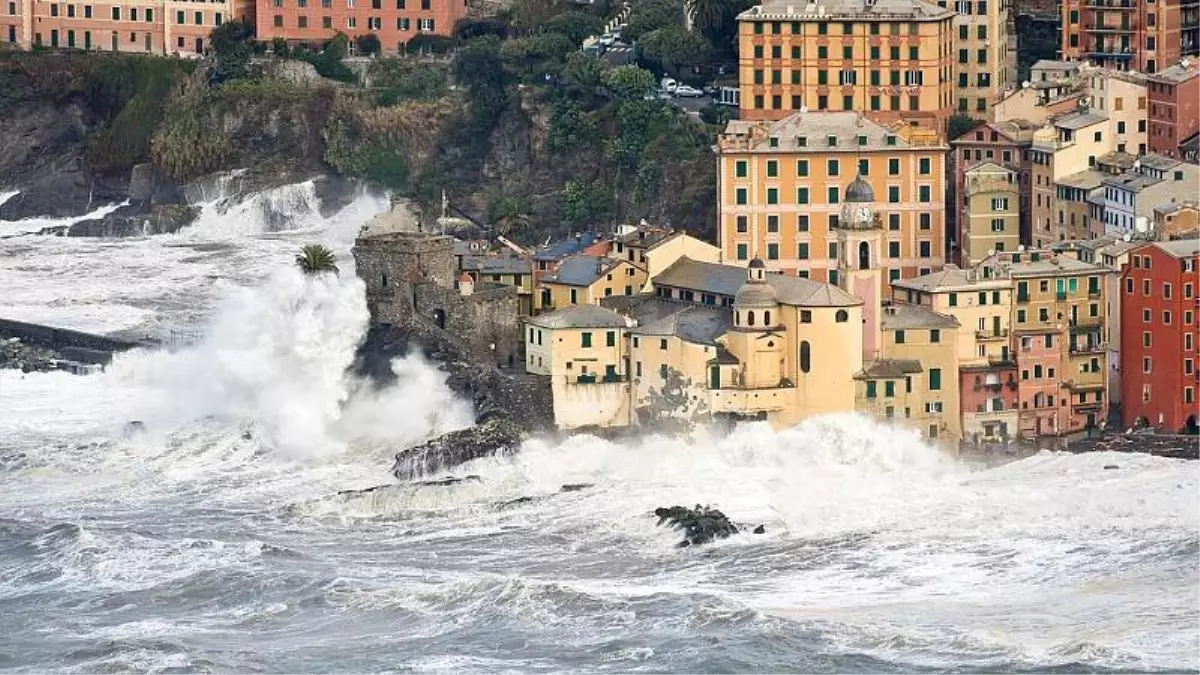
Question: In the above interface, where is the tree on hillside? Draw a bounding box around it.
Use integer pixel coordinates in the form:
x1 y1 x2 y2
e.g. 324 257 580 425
948 114 986 141
209 20 255 83
454 16 510 41
563 52 608 96
296 245 339 276
488 195 532 236
355 33 382 56
687 0 753 57
544 11 604 46
623 0 681 42
639 26 710 76
603 64 656 100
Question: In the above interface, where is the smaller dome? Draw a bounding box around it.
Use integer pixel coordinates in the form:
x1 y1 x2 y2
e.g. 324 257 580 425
734 280 779 309
748 257 766 269
844 175 875 203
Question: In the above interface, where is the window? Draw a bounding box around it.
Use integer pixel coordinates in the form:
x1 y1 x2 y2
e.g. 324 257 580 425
766 160 778 178
797 187 809 204
888 186 900 203
195 10 203 24
736 188 747 205
888 241 900 258
888 158 900 175
800 341 811 373
929 368 941 391
796 160 809 177
736 215 748 233
866 381 877 398
828 159 840 177
895 330 905 344
767 188 778 204
581 332 592 348
797 215 809 231
918 158 930 175
888 214 900 231
918 185 931 202
930 329 940 343
798 243 809 259
767 243 779 260
828 187 840 204
112 6 120 19
919 241 931 257
735 160 747 178
737 244 748 260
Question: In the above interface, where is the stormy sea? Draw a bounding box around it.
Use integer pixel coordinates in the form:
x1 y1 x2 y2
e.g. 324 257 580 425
0 184 1197 674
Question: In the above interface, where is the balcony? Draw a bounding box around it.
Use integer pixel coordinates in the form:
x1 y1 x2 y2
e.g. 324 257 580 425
576 373 628 384
1087 288 1102 299
975 329 1009 341
1069 341 1106 354
1086 24 1135 32
1087 48 1136 58
1017 292 1030 303
1084 0 1135 7
1055 291 1068 301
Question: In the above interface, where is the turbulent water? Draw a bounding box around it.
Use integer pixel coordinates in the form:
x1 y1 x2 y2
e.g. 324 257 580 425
0 183 1197 674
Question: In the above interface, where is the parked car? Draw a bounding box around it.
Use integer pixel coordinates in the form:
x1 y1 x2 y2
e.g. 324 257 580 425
673 84 704 97
659 77 679 94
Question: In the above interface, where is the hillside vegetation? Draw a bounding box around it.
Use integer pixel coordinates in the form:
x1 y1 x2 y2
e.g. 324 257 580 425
0 0 741 242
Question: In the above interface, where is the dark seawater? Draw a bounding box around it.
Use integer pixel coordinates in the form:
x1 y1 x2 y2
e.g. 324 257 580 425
0 188 1196 674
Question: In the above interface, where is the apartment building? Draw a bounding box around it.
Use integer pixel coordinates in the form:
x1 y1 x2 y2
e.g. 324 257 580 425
950 119 1036 249
735 0 956 132
1146 59 1200 158
1097 155 1199 236
1028 107 1115 247
256 0 466 52
1060 0 1191 74
978 249 1114 437
961 162 1020 265
536 255 648 312
1119 239 1200 433
716 111 948 284
892 266 1018 443
1088 68 1149 155
1053 169 1107 241
950 0 1012 119
3 0 252 53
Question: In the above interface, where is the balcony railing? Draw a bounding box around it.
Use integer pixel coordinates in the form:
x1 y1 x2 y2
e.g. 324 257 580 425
576 374 628 384
975 329 1009 340
1069 342 1106 354
1088 289 1102 299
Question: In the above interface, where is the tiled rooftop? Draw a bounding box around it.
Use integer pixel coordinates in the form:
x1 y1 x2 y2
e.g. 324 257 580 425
526 305 630 330
653 258 860 307
880 303 960 330
739 0 953 21
722 111 941 153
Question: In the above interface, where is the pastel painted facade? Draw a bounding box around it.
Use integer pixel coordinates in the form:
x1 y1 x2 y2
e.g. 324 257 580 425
255 0 467 51
536 255 648 312
874 303 962 442
1088 69 1149 156
735 0 956 133
1028 109 1115 248
961 162 1020 266
4 0 253 54
640 232 722 288
524 305 634 429
716 112 947 284
951 0 1013 120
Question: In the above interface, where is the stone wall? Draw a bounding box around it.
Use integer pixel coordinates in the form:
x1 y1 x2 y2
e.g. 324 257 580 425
414 282 523 368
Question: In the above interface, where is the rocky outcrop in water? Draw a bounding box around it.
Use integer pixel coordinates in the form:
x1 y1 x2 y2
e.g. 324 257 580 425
392 417 526 480
654 505 764 548
0 338 58 373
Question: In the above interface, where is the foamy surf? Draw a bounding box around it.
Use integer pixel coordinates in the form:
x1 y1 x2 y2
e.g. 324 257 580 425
0 179 1194 675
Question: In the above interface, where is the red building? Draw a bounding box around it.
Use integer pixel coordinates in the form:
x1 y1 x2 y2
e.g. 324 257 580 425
1120 240 1200 433
1060 0 1195 74
1147 59 1200 159
255 0 466 52
950 120 1037 261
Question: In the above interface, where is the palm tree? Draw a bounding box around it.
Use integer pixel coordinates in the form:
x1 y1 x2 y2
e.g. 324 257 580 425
488 196 532 238
295 244 339 276
686 0 727 40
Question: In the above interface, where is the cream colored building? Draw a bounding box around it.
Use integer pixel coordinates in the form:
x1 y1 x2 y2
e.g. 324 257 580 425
892 266 1018 443
524 305 635 429
1088 69 1149 156
961 162 1020 266
867 303 963 442
640 232 722 289
536 255 648 312
952 0 1013 120
1029 108 1116 248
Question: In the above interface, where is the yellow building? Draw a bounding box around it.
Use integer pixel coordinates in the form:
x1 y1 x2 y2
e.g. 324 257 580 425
952 0 1013 120
536 255 648 312
892 266 1018 443
1088 69 1149 156
626 303 732 425
853 358 926 425
716 111 948 284
524 305 634 429
640 232 723 287
961 162 1020 266
1053 169 1107 242
976 249 1113 437
864 303 962 443
735 0 956 133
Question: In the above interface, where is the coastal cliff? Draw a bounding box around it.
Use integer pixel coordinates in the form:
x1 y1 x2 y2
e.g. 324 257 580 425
0 40 718 244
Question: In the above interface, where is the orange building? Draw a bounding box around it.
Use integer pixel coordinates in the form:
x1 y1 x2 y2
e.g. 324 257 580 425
255 0 467 52
1060 0 1198 75
4 0 253 54
735 0 956 133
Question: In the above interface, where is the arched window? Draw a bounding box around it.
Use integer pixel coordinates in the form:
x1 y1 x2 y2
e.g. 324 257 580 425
764 310 771 326
800 340 811 373
747 311 756 326
858 241 870 270
836 309 849 322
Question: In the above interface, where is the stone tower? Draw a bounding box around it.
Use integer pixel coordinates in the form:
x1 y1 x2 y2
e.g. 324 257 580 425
352 231 455 326
835 174 884 361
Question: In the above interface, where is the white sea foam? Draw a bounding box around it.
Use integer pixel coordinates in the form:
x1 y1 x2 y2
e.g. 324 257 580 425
0 199 130 238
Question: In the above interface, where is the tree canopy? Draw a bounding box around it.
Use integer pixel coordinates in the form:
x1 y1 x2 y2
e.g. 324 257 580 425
295 244 339 276
638 26 711 75
603 64 656 101
623 0 682 42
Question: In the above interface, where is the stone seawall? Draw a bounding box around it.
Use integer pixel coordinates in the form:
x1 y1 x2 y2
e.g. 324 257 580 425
0 318 146 365
1068 433 1199 460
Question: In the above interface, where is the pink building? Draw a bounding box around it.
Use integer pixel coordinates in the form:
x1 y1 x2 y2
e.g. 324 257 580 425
1016 330 1067 438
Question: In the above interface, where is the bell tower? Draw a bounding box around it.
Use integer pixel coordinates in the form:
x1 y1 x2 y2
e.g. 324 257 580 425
726 258 785 389
835 174 884 361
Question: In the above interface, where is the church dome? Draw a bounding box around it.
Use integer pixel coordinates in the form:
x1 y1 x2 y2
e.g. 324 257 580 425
844 175 875 203
734 278 779 309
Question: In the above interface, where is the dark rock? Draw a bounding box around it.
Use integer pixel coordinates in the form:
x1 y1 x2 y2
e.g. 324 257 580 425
0 337 58 373
0 158 128 221
64 204 199 237
128 163 183 206
1103 464 1120 470
752 524 766 534
654 504 741 547
497 495 539 508
337 474 482 497
392 418 525 481
560 483 593 492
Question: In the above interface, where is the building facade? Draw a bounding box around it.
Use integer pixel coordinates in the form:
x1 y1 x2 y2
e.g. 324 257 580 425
716 111 948 285
735 0 956 132
1119 240 1200 433
961 162 1020 265
1147 60 1200 158
4 0 252 53
950 119 1036 251
255 0 466 51
951 0 1012 119
1060 0 1192 74
1028 108 1114 248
